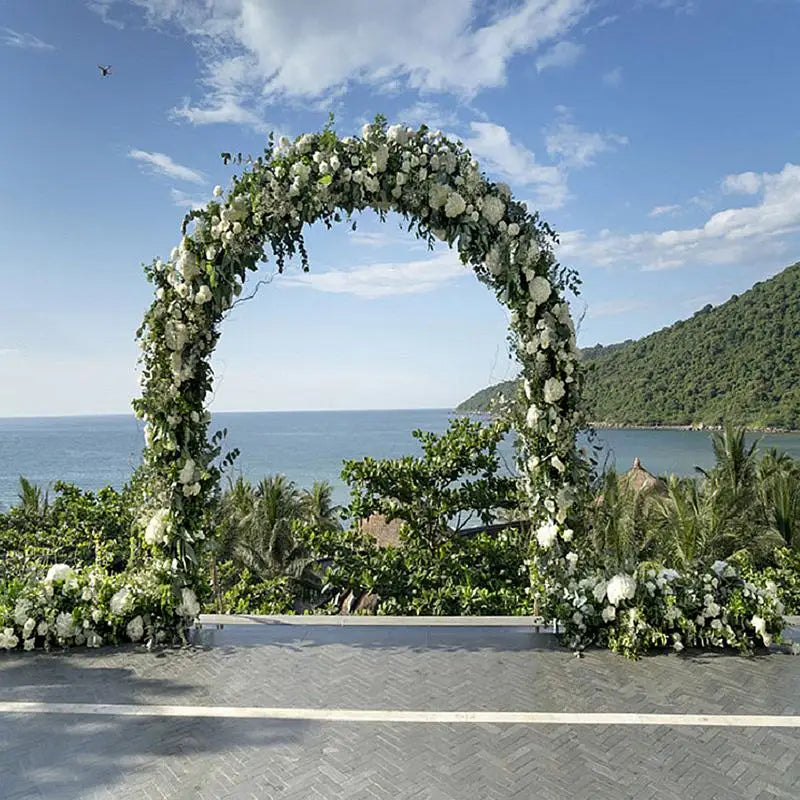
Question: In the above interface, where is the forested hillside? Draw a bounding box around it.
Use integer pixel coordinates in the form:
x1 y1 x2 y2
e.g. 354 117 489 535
458 262 800 430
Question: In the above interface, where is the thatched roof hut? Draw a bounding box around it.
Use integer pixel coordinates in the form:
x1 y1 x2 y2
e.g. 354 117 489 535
619 457 668 496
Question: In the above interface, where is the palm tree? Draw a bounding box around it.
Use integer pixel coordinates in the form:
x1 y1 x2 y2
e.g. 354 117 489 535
756 450 800 551
16 477 49 517
300 481 343 534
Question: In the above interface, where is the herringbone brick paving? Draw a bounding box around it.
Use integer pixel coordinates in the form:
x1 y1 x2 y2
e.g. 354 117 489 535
1 622 799 799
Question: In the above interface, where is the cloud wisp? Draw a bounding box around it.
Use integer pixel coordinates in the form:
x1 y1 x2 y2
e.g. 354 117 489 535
1 27 55 50
128 149 205 184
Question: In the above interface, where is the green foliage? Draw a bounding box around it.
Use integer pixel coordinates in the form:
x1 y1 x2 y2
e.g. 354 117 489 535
460 262 800 429
341 417 518 547
216 565 295 614
0 479 134 579
303 524 532 616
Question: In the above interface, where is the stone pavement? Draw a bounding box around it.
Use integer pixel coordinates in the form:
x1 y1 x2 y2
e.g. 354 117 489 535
0 617 798 799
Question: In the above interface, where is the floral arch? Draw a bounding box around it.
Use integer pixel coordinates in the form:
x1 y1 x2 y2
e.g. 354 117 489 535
133 118 585 629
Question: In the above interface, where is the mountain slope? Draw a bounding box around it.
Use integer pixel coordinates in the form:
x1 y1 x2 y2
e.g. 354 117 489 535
458 262 800 430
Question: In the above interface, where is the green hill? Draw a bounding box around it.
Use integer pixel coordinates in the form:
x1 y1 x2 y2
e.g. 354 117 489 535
458 262 800 430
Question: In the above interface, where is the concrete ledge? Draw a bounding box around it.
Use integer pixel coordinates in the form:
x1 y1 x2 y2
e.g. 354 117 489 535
197 614 546 628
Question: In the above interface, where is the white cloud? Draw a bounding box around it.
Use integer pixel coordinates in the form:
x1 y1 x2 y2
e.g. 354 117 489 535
128 149 205 183
535 40 584 72
278 252 469 299
559 162 800 271
463 121 568 209
171 96 268 130
721 171 762 195
397 101 460 130
170 188 208 209
1 27 54 50
131 0 590 124
545 120 627 168
586 299 651 318
87 1 125 29
649 204 681 217
602 66 622 86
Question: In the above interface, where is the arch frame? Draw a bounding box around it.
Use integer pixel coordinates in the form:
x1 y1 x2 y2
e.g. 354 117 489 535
132 117 587 624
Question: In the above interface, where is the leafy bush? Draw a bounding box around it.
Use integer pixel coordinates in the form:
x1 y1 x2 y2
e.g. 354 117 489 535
215 566 295 615
304 524 531 616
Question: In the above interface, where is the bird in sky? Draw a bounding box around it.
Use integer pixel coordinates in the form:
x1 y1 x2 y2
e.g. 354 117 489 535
97 65 112 77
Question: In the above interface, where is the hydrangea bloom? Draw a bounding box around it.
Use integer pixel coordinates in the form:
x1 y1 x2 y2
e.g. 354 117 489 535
46 564 76 584
110 587 133 616
543 378 565 405
606 574 637 606
144 508 171 546
535 520 559 549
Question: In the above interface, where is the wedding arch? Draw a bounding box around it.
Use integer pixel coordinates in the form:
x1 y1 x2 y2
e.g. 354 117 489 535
132 117 585 623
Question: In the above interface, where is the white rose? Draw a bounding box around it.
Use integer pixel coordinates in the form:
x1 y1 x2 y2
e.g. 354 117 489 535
561 528 574 542
506 222 520 237
23 638 35 651
22 617 36 638
373 144 389 172
543 378 565 405
386 124 408 145
566 552 578 568
194 285 212 305
428 184 449 210
525 405 541 428
37 620 49 637
0 628 19 650
535 520 559 549
606 574 637 606
126 615 145 642
601 606 616 623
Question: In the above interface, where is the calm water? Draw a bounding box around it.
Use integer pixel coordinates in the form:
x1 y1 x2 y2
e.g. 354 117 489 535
1 410 799 512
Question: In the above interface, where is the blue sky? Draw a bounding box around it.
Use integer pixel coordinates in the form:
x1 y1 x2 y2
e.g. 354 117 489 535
1 0 799 416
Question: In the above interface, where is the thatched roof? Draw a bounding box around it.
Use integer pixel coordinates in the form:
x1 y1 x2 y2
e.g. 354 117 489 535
619 457 667 495
359 513 403 548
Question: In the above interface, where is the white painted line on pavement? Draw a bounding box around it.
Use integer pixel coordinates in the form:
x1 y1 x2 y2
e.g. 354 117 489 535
1 702 799 727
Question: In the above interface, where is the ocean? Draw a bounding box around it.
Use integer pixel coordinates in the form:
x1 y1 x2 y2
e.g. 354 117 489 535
1 409 799 512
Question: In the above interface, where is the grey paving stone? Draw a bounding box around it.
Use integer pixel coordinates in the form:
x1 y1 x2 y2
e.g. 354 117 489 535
1 622 799 799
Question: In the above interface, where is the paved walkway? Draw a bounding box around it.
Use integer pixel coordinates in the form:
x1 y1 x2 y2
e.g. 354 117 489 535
1 617 798 799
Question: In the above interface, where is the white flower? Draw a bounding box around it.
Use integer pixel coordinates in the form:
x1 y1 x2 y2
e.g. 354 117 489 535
481 195 505 225
551 455 565 473
710 619 723 631
0 627 19 650
46 564 76 584
386 124 409 145
86 631 103 648
144 508 170 546
373 144 389 172
176 587 200 619
791 642 800 656
762 633 772 648
606 574 637 606
13 599 32 626
110 587 133 616
751 615 766 638
444 192 466 218
528 276 551 307
126 615 145 642
428 184 449 210
213 185 223 197
673 640 684 653
37 620 49 637
22 617 36 638
566 552 578 568
705 601 721 618
55 611 76 639
182 481 201 497
561 528 574 542
543 378 565 405
601 605 616 623
178 458 196 485
525 405 541 428
711 560 727 576
572 611 583 625
195 285 212 305
23 638 35 651
592 580 607 603
506 222 520 237
535 520 559 549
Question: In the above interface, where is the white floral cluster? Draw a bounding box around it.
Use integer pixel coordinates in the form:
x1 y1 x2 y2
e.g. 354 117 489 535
132 118 582 617
0 561 201 652
552 559 788 658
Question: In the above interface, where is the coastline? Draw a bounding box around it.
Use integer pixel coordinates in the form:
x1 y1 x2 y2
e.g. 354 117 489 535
457 410 799 435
